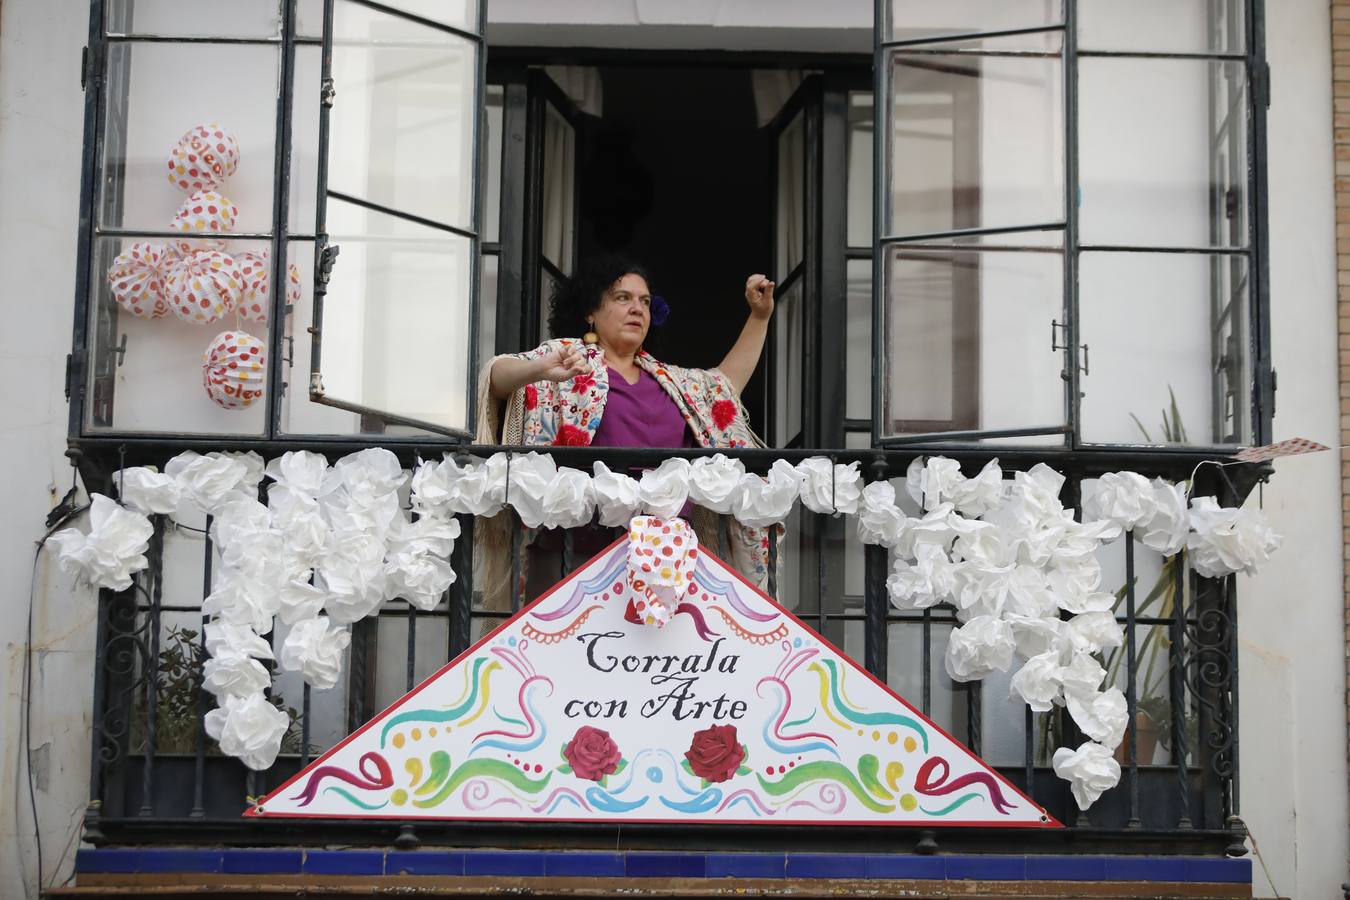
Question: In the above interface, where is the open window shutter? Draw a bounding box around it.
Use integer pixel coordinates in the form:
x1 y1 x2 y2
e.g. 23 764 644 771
309 0 486 437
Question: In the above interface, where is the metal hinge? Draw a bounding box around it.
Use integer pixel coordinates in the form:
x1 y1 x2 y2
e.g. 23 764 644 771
315 239 340 289
310 371 326 398
1050 320 1090 377
321 76 336 108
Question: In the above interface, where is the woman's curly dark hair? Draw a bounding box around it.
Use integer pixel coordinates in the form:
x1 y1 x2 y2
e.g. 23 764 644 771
546 255 654 340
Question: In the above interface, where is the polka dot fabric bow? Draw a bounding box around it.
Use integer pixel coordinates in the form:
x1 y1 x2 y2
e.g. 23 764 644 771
107 241 175 319
625 516 698 628
203 330 266 409
167 123 239 194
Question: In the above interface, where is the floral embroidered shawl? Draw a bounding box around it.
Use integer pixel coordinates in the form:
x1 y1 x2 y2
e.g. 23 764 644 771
475 338 774 606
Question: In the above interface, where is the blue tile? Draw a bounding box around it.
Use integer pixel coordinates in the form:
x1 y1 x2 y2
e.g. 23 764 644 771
136 850 223 873
303 850 385 875
544 852 625 877
626 853 707 877
1185 858 1252 884
944 856 1026 881
1104 856 1188 882
707 853 785 878
76 849 140 874
388 852 465 876
464 851 545 876
785 854 867 879
221 850 303 875
1025 856 1107 881
864 855 945 880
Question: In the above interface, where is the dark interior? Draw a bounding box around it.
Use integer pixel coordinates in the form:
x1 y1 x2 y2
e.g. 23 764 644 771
576 66 775 432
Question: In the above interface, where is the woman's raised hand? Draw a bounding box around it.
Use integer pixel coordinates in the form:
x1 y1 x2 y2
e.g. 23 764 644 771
745 274 775 320
538 344 591 383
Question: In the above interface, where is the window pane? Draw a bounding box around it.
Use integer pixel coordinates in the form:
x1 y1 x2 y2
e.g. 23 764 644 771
886 36 1064 238
1079 59 1248 248
887 0 1063 43
882 239 1066 442
845 259 872 421
107 0 286 38
1078 0 1244 55
329 2 477 231
1080 252 1251 446
88 236 269 434
847 92 873 249
479 253 499 368
290 44 321 232
316 198 474 432
541 101 576 273
484 85 504 245
777 111 806 277
97 42 278 234
773 279 804 447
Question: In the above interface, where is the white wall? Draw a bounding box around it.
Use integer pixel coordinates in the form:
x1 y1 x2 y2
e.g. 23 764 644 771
1241 1 1348 897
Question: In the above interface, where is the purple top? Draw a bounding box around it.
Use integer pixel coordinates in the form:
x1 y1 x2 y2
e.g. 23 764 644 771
592 367 697 449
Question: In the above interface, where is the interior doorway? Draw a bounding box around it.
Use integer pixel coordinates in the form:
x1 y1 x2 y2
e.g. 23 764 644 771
575 66 774 430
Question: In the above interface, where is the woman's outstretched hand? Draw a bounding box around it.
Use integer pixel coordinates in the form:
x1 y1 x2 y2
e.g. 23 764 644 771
539 344 591 383
745 274 775 320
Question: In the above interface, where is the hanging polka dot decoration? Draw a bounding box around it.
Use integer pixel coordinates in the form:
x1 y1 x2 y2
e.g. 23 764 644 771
106 241 176 319
167 123 239 194
235 249 303 324
169 190 238 255
203 330 266 409
166 250 244 324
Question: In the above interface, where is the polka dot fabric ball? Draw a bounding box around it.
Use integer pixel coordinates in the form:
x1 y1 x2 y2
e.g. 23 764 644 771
203 330 266 410
235 250 303 324
106 241 175 319
166 123 239 194
166 250 244 324
170 191 238 255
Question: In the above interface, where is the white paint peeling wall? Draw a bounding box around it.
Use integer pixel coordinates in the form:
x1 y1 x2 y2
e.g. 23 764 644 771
0 0 1345 897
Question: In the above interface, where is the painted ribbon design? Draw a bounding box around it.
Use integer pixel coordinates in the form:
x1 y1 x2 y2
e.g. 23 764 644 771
913 756 1016 816
289 751 393 807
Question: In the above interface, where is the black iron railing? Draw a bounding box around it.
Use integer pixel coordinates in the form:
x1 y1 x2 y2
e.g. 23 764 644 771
71 442 1261 857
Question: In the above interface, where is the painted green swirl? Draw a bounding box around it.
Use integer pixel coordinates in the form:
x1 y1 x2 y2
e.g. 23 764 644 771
818 660 929 751
922 792 982 817
756 760 894 814
857 754 893 800
413 758 552 809
414 750 452 798
380 658 499 746
324 786 388 810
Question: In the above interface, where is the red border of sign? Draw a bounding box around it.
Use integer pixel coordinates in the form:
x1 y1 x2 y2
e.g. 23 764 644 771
249 538 1062 829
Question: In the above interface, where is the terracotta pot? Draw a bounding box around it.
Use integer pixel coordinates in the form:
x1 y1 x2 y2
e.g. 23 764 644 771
1114 710 1161 766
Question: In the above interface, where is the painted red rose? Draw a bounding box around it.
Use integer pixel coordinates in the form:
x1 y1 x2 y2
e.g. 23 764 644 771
711 399 737 431
684 724 744 783
553 424 591 446
524 384 538 410
563 726 621 781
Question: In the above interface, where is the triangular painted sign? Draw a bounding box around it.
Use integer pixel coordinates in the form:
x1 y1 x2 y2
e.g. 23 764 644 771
251 540 1058 827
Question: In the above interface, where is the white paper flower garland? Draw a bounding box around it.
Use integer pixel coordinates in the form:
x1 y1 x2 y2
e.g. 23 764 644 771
48 449 1281 799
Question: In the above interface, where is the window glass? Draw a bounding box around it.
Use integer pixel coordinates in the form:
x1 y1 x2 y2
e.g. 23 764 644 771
777 112 806 277
846 92 873 249
107 0 286 38
541 101 576 273
773 278 804 447
887 0 1063 43
1078 0 1244 55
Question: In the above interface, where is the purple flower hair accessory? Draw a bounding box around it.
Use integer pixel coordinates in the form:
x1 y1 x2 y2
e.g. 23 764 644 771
651 295 670 327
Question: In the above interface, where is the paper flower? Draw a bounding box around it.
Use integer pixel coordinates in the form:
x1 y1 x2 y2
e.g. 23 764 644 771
202 654 271 700
906 456 963 511
1052 741 1121 810
1009 650 1063 712
945 614 1016 682
1065 687 1129 749
950 459 1005 517
592 461 643 527
266 450 329 503
234 249 303 324
541 467 596 530
166 249 243 323
276 573 327 625
856 481 903 547
48 494 154 591
1005 613 1067 660
117 466 181 516
1137 478 1188 556
169 190 239 254
887 543 957 610
211 499 283 579
1058 650 1107 698
1046 558 1115 615
638 457 691 519
205 693 290 771
417 453 507 518
384 517 461 610
1066 611 1124 655
203 566 279 635
1084 472 1157 532
731 459 799 528
167 123 240 193
505 451 559 529
279 616 351 690
318 533 389 624
1187 496 1283 578
904 503 961 555
107 241 173 318
205 621 275 661
796 457 862 516
331 448 407 506
687 453 746 515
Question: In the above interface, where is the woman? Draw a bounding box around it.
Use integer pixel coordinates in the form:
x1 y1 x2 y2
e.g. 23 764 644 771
476 255 776 603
